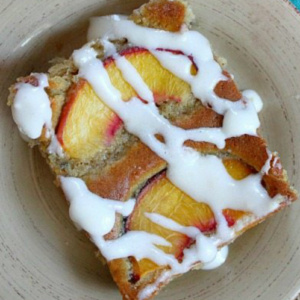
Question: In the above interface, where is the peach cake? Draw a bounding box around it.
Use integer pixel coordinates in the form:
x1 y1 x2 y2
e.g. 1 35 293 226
8 0 297 299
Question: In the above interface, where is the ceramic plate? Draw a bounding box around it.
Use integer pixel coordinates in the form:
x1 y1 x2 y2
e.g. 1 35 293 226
0 0 300 299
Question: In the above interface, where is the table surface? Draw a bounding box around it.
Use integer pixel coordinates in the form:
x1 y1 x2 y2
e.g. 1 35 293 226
291 0 300 8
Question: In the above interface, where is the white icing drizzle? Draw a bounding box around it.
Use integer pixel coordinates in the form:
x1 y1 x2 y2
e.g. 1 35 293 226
99 231 175 265
60 177 176 268
60 177 228 277
138 271 171 300
88 15 127 41
69 18 283 283
201 246 228 270
150 50 194 83
150 50 260 138
145 212 220 264
260 149 275 176
12 73 64 157
12 73 52 139
47 133 64 157
242 89 263 113
60 176 135 235
138 246 228 299
73 45 259 151
72 44 278 227
144 213 224 268
88 17 258 119
272 155 282 171
145 212 200 238
102 39 117 58
114 54 154 102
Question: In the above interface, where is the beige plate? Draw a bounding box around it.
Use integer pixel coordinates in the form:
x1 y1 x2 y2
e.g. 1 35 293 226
1 0 300 299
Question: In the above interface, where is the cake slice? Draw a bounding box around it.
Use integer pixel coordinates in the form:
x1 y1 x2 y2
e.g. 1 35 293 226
8 0 297 300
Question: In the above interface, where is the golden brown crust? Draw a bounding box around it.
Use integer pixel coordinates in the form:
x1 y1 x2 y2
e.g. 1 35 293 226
214 71 242 101
263 172 297 201
184 135 268 171
129 0 194 32
84 142 166 201
172 70 242 129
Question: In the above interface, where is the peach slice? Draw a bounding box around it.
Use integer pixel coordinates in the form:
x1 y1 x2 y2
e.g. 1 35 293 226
126 172 213 278
105 47 193 104
56 48 194 159
222 158 255 180
126 158 255 279
56 79 123 159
